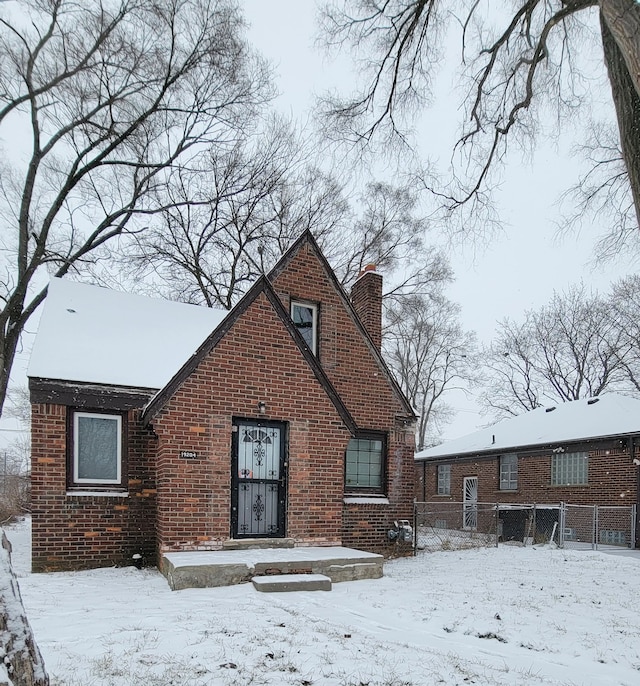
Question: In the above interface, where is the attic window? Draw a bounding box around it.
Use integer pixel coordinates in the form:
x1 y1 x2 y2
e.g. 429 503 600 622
291 300 317 355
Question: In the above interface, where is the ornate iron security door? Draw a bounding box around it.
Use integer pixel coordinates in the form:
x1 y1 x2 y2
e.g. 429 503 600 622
463 476 478 530
231 420 287 538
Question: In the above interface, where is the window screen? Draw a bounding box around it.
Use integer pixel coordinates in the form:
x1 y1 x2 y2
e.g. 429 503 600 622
74 412 122 484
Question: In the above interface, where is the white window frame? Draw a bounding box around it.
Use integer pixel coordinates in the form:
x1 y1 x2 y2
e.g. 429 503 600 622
551 451 588 486
73 411 123 486
437 464 451 495
499 453 518 490
291 300 318 355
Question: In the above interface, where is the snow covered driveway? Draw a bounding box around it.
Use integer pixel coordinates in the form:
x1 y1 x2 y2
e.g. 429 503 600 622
6 519 640 685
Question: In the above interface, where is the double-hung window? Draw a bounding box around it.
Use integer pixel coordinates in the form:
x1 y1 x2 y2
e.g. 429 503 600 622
291 301 318 355
499 454 518 490
345 435 385 492
551 451 588 486
70 411 125 489
437 464 451 495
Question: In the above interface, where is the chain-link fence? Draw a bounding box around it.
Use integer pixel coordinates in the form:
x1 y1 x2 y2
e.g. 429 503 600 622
414 501 499 552
414 501 637 553
560 503 636 550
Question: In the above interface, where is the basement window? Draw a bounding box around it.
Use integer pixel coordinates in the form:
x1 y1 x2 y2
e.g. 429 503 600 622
69 410 126 490
291 300 318 355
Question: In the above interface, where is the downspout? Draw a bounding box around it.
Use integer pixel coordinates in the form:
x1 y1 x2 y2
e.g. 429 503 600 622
422 460 426 502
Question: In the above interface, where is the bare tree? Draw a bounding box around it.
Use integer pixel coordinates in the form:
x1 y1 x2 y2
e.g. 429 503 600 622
0 0 273 415
320 1 640 237
324 181 452 297
481 285 629 418
384 293 478 449
119 126 453 309
119 116 300 308
609 274 640 391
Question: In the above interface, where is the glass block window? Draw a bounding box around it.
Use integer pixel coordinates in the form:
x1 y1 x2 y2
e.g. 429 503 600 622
551 451 588 486
72 411 123 486
437 464 451 495
345 437 384 491
291 301 318 354
499 453 518 490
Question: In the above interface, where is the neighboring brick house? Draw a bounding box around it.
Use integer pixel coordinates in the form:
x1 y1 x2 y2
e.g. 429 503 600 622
415 395 640 545
28 231 416 572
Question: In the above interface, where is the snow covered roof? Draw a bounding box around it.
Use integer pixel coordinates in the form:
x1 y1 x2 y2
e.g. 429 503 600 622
415 394 640 461
28 278 227 389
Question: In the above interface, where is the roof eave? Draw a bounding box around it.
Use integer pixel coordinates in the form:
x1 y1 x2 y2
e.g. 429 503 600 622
415 430 640 462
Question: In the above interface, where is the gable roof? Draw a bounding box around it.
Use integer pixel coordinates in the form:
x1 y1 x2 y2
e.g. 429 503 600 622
416 394 640 462
28 278 226 390
141 275 357 432
268 230 416 420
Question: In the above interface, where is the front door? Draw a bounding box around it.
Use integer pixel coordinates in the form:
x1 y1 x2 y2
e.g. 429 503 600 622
231 420 287 538
463 476 478 530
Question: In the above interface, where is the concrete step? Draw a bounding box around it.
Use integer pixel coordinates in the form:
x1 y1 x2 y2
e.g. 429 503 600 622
222 538 295 550
252 573 332 593
161 546 384 590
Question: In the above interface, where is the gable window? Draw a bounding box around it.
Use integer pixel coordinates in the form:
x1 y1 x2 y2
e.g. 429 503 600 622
499 454 518 490
437 464 451 495
70 411 125 489
291 300 318 354
345 435 385 492
551 451 588 486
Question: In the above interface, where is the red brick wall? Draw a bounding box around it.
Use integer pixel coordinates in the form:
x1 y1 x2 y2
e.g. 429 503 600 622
31 405 156 572
31 237 416 568
416 441 639 506
152 291 352 553
350 267 383 351
271 241 415 553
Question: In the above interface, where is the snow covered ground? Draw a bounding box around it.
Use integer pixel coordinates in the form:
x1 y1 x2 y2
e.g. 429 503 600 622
5 517 640 686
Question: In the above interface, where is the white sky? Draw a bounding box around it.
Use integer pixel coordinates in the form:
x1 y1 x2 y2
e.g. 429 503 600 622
244 1 640 438
3 2 638 444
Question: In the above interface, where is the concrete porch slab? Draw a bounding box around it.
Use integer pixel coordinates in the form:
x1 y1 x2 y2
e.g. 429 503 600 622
161 546 384 590
252 573 332 592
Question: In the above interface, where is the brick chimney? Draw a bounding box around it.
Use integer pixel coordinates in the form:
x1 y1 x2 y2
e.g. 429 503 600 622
350 264 382 350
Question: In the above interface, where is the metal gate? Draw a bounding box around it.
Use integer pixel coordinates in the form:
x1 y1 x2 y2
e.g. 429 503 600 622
463 477 478 530
231 420 287 538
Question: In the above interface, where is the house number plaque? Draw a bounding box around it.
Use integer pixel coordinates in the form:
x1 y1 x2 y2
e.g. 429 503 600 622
179 450 198 459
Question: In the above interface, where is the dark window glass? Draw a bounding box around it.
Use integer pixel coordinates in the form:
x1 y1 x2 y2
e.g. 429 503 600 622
345 437 384 490
291 302 317 354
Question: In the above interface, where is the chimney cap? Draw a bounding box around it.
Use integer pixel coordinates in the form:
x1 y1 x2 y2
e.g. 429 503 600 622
356 263 378 280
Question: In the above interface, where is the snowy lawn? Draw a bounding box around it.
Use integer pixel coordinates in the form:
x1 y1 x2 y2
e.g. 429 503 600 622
5 517 640 686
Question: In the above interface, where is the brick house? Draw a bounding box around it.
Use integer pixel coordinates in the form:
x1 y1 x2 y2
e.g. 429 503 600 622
28 231 416 572
415 395 640 545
